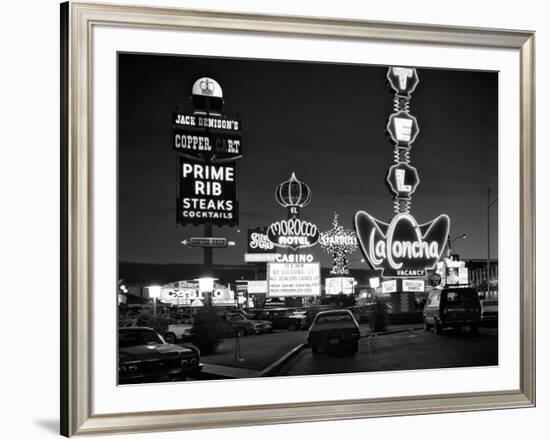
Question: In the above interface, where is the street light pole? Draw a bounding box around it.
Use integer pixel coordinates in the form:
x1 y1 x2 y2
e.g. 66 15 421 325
447 233 466 258
148 285 161 317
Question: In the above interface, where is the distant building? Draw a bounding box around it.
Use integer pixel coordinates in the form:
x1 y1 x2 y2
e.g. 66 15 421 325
465 259 498 300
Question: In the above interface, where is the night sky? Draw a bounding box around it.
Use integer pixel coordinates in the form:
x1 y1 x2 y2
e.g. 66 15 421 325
118 53 498 268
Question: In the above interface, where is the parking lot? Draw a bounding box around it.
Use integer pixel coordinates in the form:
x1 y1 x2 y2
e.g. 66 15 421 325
275 326 498 377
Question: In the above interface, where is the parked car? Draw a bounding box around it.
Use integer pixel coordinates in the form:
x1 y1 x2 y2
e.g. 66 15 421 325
307 309 361 354
423 287 481 335
220 312 256 337
480 299 498 324
164 322 194 344
345 305 372 324
250 308 306 331
234 310 273 334
118 327 201 384
303 305 338 329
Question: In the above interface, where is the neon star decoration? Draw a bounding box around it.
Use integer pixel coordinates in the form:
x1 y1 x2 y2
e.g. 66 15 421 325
320 213 358 275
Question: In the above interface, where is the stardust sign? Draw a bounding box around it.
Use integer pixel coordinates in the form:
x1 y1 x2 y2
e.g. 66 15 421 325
177 159 238 226
268 263 321 297
354 211 450 278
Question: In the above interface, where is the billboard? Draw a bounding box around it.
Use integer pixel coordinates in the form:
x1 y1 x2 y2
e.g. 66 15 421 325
267 262 320 297
177 158 238 226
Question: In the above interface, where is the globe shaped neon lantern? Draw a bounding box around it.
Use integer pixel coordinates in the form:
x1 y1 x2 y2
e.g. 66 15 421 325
275 173 311 212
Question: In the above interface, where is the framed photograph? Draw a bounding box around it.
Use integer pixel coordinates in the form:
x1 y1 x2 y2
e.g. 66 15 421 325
60 1 535 436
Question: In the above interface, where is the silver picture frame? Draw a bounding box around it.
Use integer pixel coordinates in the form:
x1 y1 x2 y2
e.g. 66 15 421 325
60 1 536 436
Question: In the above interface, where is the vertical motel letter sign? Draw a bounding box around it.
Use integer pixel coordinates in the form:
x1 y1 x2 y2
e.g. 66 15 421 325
354 66 450 278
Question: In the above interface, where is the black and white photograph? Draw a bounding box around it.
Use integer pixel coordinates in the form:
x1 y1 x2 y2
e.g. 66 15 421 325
117 53 499 384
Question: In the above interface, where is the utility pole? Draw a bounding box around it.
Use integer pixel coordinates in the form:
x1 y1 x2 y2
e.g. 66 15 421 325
486 187 498 297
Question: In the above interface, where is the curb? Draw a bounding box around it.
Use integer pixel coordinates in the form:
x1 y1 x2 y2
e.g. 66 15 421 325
260 343 306 377
364 326 424 338
200 363 261 379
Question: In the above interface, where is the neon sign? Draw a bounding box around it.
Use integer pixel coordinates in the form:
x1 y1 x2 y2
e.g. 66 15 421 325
386 162 419 199
267 218 319 250
354 66 450 278
177 159 238 226
319 213 358 275
355 211 449 277
172 78 242 161
268 173 319 250
247 228 276 253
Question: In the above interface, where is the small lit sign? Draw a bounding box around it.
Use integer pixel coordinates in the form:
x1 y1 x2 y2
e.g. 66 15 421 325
244 253 315 263
244 253 279 263
428 273 442 287
369 277 380 288
247 280 268 294
187 237 228 248
446 266 469 285
381 279 397 293
402 279 425 292
458 267 469 284
325 277 355 295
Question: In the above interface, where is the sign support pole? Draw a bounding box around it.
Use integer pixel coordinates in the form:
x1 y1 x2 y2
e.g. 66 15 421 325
204 222 213 271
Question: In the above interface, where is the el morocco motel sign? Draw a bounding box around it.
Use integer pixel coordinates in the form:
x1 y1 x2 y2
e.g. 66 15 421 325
354 211 450 278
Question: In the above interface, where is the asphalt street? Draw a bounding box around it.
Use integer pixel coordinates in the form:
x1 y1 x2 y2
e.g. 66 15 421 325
275 327 498 376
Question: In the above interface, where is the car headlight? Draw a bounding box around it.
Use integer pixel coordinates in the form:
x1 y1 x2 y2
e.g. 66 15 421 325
181 356 199 367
